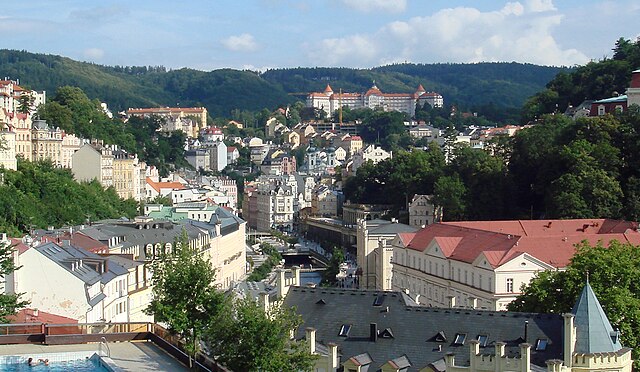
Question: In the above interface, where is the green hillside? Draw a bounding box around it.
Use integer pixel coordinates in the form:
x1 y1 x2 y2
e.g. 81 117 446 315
0 49 565 118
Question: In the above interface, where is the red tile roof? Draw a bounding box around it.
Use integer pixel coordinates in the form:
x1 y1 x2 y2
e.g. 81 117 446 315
146 177 186 193
8 308 77 324
404 219 640 269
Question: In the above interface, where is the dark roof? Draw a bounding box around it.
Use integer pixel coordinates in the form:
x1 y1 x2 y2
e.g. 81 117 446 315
284 287 563 371
571 282 622 353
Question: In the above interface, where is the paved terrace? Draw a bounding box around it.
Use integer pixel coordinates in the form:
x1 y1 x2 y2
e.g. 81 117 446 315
0 341 189 371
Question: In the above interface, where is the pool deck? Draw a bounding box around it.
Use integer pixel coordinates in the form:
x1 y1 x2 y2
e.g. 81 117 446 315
0 341 190 371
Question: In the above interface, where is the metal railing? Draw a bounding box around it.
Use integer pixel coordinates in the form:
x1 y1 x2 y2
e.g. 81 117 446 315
98 336 111 357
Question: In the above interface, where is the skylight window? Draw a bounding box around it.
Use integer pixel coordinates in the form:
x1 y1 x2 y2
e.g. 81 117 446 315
339 324 352 337
453 333 467 345
373 295 385 306
535 339 548 351
477 335 488 347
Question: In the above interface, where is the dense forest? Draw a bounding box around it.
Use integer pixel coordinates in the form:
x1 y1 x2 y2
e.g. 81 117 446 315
36 86 189 176
0 50 564 120
523 37 640 122
345 37 640 221
0 160 138 235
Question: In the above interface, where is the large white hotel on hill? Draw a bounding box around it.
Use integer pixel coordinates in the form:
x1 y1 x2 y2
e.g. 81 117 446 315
306 83 443 116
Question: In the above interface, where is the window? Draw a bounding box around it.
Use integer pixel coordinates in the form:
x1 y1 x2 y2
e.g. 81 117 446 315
598 105 606 116
477 335 488 347
506 278 514 293
339 324 352 337
453 333 467 345
373 295 385 306
535 339 548 351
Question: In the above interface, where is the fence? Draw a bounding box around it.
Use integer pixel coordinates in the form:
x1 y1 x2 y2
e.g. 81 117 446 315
0 322 230 372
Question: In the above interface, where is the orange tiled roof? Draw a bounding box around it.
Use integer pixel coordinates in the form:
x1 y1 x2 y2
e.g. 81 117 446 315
146 177 186 193
404 219 640 268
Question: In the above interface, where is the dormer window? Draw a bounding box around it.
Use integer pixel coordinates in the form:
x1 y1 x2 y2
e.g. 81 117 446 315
453 333 467 345
477 335 488 347
339 324 352 337
535 339 548 351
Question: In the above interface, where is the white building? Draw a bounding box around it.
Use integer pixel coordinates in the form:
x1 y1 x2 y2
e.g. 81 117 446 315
0 124 17 170
408 194 441 228
307 83 443 116
208 141 228 172
390 219 640 310
17 242 129 323
351 145 392 174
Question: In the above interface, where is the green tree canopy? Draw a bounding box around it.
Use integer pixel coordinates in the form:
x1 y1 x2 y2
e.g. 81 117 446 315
0 241 29 322
205 298 317 371
508 240 640 368
146 230 226 368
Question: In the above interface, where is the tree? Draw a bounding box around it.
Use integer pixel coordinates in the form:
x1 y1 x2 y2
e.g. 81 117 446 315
146 230 225 369
508 240 640 369
205 298 317 371
433 175 466 221
322 247 345 286
0 240 28 322
17 94 34 114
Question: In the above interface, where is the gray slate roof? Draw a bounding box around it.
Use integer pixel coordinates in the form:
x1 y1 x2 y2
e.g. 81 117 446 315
571 282 622 353
284 287 563 371
35 242 127 286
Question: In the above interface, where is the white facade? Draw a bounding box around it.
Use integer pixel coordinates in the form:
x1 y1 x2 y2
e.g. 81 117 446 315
0 127 17 170
351 145 392 173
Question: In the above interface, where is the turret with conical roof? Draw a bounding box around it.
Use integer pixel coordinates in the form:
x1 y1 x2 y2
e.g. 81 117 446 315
571 281 622 353
323 84 333 96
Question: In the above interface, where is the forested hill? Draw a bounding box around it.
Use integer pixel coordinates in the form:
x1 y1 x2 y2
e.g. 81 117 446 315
262 63 566 109
0 49 565 117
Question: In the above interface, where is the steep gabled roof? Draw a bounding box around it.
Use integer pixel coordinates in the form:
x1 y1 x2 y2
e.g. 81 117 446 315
571 282 622 353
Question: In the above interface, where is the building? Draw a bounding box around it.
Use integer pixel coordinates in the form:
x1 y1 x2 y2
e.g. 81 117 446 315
261 149 297 176
113 148 144 201
60 133 82 169
351 145 392 174
408 194 442 228
127 107 207 137
391 219 640 311
71 142 114 187
17 241 129 323
145 177 186 201
226 146 239 165
626 68 640 107
210 176 238 210
311 186 342 217
185 149 210 171
356 219 419 290
307 83 443 116
0 79 45 115
282 279 632 372
0 122 17 170
201 126 224 143
31 120 63 166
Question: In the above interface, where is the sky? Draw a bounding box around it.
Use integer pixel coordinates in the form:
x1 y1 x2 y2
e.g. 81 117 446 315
1 0 638 72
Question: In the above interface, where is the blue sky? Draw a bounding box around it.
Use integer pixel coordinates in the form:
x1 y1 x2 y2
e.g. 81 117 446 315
1 0 638 71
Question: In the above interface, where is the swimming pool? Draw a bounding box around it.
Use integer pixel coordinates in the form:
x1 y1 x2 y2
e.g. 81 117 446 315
0 357 108 371
0 352 118 372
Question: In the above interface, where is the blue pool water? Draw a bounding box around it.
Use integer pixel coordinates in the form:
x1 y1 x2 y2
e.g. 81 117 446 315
0 358 108 371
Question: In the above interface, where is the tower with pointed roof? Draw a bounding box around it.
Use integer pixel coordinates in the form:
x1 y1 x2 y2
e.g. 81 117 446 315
559 282 633 372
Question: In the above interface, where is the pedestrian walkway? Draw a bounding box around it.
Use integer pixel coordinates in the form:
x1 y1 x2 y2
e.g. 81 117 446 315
0 341 189 371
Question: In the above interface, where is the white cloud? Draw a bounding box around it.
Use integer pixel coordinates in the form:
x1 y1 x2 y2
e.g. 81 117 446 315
307 34 377 66
83 48 104 60
525 0 556 12
339 0 406 13
307 1 589 67
221 33 258 52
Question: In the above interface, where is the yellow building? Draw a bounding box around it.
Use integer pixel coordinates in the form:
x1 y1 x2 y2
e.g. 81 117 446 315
113 148 143 201
0 123 17 170
31 120 63 166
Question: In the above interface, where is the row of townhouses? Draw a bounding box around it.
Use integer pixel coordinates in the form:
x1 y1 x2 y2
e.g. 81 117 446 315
2 206 246 324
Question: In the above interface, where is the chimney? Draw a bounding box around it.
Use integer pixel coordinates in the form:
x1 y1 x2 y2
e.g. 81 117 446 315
291 266 301 286
327 343 339 371
306 327 316 354
524 320 529 343
277 269 287 299
495 341 506 357
370 323 378 342
520 343 531 372
260 292 269 313
563 313 575 367
469 340 480 371
32 309 39 317
445 352 456 368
